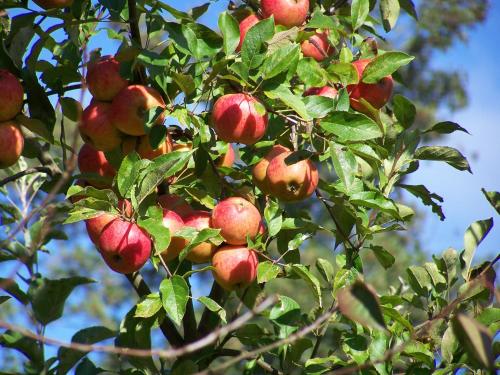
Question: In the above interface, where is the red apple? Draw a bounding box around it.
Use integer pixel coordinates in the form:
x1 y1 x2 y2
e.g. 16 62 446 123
304 86 338 98
347 58 394 114
136 132 173 159
0 121 24 169
212 245 258 290
211 197 262 245
184 211 217 264
79 101 123 152
77 143 116 188
261 0 310 28
85 201 133 245
266 151 319 201
211 93 268 145
110 85 166 136
301 31 334 61
158 194 194 219
32 0 73 9
160 209 187 262
216 144 236 168
237 14 260 51
86 56 128 102
0 69 24 122
98 218 151 274
252 144 290 193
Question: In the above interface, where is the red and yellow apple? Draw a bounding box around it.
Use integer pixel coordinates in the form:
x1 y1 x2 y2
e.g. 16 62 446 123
261 0 310 28
211 93 268 145
77 143 116 188
212 245 259 290
158 194 194 219
0 121 24 169
79 101 123 152
301 31 334 61
184 210 217 264
86 56 128 102
136 132 173 160
160 209 187 262
304 86 338 98
252 144 289 193
0 69 24 122
237 14 260 51
216 143 236 168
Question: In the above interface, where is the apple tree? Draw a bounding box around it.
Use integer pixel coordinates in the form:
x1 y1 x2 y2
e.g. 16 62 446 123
0 0 498 374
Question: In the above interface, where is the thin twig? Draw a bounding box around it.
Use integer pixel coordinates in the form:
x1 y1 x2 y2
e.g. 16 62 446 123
0 167 53 188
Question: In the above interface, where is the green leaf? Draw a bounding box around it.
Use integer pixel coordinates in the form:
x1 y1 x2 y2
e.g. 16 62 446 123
138 207 170 255
406 265 431 296
307 10 337 29
304 95 335 119
441 325 458 364
361 52 414 83
198 296 227 324
350 191 399 217
424 262 447 290
461 218 493 281
452 314 494 370
481 189 500 214
398 184 444 220
440 248 459 287
218 11 240 56
414 146 471 173
392 94 416 128
330 142 357 191
264 199 283 237
117 152 142 198
297 58 328 87
159 276 189 326
57 326 115 375
241 17 275 69
327 62 359 85
316 258 335 283
380 0 400 32
368 245 395 269
262 43 300 79
257 261 281 284
265 84 311 120
28 276 94 325
288 264 322 307
351 0 370 30
0 278 29 304
135 294 162 318
172 72 196 96
338 280 386 331
320 112 382 141
269 295 300 325
423 121 469 135
399 0 418 20
0 296 10 305
0 330 43 364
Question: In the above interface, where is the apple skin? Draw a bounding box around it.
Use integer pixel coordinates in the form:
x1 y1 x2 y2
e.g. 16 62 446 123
86 56 128 102
184 211 217 264
212 245 258 290
211 197 262 245
136 132 173 159
158 194 194 219
77 143 116 188
98 218 151 274
216 144 236 168
304 86 338 98
237 14 260 51
261 0 310 28
85 214 115 245
32 0 73 9
160 209 187 262
110 85 166 136
0 69 24 122
211 93 268 145
347 59 393 113
0 121 24 169
301 31 334 61
252 145 290 194
79 101 123 152
266 151 319 201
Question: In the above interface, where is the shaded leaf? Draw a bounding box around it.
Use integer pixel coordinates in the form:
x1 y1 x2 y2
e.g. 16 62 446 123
424 121 469 135
320 112 382 141
461 218 493 280
414 146 471 173
481 189 500 214
198 296 227 324
159 276 189 326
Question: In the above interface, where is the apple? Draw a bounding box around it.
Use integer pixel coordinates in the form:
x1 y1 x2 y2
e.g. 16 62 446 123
136 132 173 159
184 211 216 264
160 209 187 262
211 93 268 145
237 14 260 51
85 200 133 245
347 58 393 114
79 101 123 152
211 197 261 245
32 0 73 9
98 218 151 274
77 143 116 188
0 69 24 122
110 85 166 136
252 144 290 193
301 31 334 61
0 121 24 169
212 245 258 290
216 144 236 168
261 0 309 28
86 56 128 102
158 194 194 219
266 151 319 201
304 86 338 98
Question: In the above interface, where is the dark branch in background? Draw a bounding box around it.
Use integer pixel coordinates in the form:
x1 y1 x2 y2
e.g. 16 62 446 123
0 167 53 188
126 272 184 347
198 282 227 338
127 0 147 84
183 279 198 343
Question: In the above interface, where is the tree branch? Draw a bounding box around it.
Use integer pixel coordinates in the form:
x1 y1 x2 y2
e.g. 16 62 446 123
125 272 184 347
0 167 53 188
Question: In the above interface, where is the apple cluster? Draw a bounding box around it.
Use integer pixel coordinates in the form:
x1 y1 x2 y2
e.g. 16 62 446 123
0 70 25 169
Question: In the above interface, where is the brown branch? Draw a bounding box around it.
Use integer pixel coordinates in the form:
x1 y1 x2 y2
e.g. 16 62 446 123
0 295 277 360
125 273 184 347
0 167 53 188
